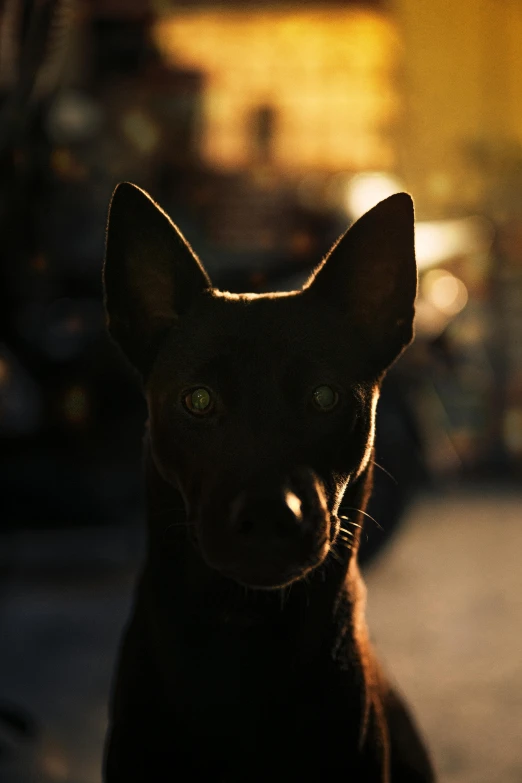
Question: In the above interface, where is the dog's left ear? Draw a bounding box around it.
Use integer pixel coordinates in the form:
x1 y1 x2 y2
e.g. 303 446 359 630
306 192 417 371
104 182 211 375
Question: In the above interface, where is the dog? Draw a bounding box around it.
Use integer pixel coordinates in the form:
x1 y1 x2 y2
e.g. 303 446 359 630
102 182 435 782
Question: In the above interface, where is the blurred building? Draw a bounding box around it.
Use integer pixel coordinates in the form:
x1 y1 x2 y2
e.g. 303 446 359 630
1 0 522 525
390 0 522 473
392 0 522 218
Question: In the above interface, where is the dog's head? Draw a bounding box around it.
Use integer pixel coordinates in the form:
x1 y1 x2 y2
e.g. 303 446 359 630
104 183 416 589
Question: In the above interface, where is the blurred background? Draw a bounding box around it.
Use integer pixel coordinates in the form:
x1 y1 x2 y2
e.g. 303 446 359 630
0 0 521 781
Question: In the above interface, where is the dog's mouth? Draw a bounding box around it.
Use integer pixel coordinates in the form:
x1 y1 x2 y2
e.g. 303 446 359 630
196 526 332 590
218 543 330 590
220 565 312 591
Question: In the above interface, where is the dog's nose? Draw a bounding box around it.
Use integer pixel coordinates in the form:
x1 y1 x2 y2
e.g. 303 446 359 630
229 490 303 540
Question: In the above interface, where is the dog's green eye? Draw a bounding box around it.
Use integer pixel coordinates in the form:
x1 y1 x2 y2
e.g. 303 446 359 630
185 388 213 415
313 385 338 411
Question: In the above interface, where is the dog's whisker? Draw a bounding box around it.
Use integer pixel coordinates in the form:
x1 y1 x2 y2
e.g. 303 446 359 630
341 507 383 531
370 460 398 485
329 548 343 564
338 517 362 531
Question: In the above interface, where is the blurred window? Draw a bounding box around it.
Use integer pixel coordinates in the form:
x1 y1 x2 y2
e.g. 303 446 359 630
153 8 399 172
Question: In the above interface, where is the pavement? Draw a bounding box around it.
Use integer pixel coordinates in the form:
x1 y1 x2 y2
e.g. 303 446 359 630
366 489 522 783
0 488 521 782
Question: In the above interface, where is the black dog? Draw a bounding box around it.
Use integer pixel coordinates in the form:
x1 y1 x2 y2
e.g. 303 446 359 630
103 183 435 782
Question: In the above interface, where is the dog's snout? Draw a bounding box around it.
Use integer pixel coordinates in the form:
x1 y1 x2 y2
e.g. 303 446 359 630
197 473 331 588
230 490 303 539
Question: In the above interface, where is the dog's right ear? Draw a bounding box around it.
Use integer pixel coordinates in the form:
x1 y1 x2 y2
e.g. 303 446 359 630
305 193 416 372
104 182 211 375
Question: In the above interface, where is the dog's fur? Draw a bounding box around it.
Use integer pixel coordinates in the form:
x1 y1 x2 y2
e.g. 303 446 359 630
102 183 435 782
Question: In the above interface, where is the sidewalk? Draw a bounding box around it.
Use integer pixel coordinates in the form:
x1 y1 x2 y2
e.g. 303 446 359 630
366 489 522 783
1 489 521 782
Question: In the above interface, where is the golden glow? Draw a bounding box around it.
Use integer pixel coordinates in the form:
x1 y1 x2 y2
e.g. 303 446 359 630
345 171 404 218
422 269 468 317
154 9 400 171
415 217 494 270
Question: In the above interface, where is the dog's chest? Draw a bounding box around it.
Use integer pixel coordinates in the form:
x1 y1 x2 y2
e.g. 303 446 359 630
163 618 364 742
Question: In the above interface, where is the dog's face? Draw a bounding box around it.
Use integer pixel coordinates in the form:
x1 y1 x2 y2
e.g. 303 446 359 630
104 184 416 589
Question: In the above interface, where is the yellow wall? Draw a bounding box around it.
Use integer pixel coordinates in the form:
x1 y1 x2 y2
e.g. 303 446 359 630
390 0 522 217
154 8 400 173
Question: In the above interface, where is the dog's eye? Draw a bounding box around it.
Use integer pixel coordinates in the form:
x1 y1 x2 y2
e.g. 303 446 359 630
184 387 214 415
312 385 339 411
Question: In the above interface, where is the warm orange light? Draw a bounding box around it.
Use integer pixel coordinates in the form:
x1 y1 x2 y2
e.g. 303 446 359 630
345 172 404 218
154 8 400 172
422 269 469 317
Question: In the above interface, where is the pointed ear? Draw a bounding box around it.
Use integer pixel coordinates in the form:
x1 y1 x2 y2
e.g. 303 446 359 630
103 182 211 375
306 192 417 371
